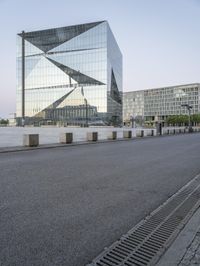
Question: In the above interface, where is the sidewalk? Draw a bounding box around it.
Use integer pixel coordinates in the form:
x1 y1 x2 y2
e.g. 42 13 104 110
0 134 159 153
157 207 200 266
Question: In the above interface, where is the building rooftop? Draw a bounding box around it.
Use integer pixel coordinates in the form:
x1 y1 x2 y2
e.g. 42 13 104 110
124 83 200 94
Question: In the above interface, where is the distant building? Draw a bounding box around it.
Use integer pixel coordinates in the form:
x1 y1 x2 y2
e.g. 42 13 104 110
123 83 200 124
123 90 144 123
16 21 122 126
8 113 16 126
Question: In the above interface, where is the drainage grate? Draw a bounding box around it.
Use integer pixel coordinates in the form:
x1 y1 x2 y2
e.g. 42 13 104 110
87 174 200 266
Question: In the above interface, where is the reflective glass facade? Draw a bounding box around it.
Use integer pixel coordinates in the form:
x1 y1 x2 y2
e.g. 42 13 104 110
16 21 122 126
123 83 200 123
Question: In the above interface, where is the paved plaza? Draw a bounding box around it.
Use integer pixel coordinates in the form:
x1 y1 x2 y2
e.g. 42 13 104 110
0 127 148 147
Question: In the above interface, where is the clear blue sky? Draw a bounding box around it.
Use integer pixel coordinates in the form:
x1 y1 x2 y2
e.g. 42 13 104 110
0 0 200 118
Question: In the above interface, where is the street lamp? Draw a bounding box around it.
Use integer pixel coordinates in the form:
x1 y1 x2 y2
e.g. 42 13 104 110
181 104 193 132
84 98 88 127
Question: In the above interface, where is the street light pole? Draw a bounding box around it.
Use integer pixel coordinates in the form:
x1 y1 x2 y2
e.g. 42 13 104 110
85 98 88 127
21 31 25 127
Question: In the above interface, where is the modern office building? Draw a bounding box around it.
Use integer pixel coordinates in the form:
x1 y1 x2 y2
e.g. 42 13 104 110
16 21 122 126
123 83 200 124
123 90 144 122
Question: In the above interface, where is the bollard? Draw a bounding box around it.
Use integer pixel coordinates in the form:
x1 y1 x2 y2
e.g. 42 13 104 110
173 129 176 134
123 130 132 139
147 130 154 136
23 134 39 147
87 132 98 141
108 131 117 140
136 130 144 137
163 129 168 135
59 133 73 144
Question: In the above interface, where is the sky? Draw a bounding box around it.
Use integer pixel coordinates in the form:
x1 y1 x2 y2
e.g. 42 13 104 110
0 0 200 118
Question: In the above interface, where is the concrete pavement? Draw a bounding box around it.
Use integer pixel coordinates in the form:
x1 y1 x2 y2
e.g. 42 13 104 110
156 207 200 266
0 134 200 265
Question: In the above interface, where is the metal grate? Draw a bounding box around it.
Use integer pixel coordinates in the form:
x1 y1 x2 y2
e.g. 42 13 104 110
87 174 200 266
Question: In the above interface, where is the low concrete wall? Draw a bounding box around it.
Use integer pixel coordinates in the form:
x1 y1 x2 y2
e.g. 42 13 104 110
1 126 199 148
162 127 200 135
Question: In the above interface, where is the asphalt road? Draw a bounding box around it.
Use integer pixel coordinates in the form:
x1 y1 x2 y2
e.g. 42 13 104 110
1 134 200 266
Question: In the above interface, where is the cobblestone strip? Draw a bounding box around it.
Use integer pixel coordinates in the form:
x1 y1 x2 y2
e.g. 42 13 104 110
178 229 200 266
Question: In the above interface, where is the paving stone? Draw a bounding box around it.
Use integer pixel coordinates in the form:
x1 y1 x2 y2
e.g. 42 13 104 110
178 228 200 266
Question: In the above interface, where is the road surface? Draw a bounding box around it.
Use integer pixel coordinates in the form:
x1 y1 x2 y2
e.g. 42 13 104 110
0 134 200 266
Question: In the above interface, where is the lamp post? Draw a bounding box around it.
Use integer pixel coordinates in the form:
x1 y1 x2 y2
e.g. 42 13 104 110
84 98 88 127
181 104 193 132
21 31 25 127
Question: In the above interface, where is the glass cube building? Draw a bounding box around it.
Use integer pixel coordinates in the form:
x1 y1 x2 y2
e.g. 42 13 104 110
16 21 122 126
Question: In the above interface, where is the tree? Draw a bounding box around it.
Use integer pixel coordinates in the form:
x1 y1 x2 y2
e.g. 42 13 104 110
166 115 188 126
0 119 9 125
191 114 200 124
